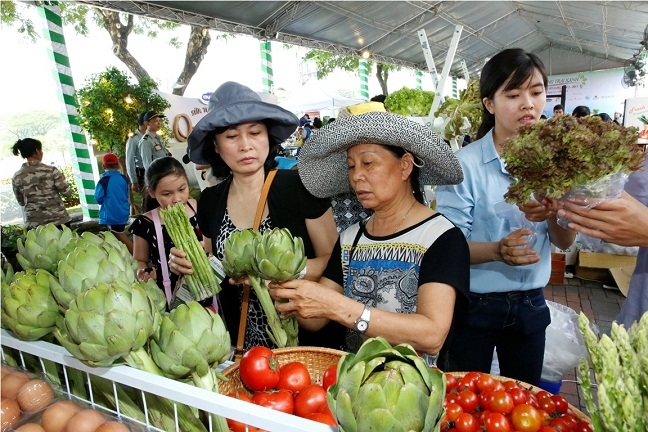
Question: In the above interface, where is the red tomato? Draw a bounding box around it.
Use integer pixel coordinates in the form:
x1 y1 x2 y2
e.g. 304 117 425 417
507 387 528 406
482 411 511 432
535 390 551 400
489 390 514 414
538 427 558 432
457 389 479 413
537 396 556 414
550 395 569 415
318 400 335 418
446 392 460 405
574 421 594 432
537 409 551 427
455 412 479 432
477 374 497 393
446 373 459 393
227 391 253 403
492 381 506 392
559 414 578 430
322 364 337 391
251 389 294 414
458 372 481 392
306 412 337 426
240 346 281 391
227 418 260 432
548 417 572 432
294 384 328 418
276 361 311 393
503 381 519 392
445 402 463 422
509 404 542 432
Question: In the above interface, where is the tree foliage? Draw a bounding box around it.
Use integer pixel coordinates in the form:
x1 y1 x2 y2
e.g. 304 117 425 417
1 1 213 96
75 67 170 156
1 111 61 140
303 50 397 95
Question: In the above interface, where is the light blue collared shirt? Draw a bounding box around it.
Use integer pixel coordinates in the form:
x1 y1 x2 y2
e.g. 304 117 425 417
436 129 551 293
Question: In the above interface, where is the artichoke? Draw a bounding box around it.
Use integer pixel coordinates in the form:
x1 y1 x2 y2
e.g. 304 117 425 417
1 269 61 340
222 228 260 277
1 262 16 285
53 280 207 432
139 278 167 314
58 231 137 272
328 337 446 432
150 301 231 432
54 242 137 310
16 224 77 274
254 228 307 282
52 280 160 367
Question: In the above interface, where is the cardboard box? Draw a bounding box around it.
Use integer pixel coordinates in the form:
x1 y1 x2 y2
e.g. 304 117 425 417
549 253 566 285
575 251 637 286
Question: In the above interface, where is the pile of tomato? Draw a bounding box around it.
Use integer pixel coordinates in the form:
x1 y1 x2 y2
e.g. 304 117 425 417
441 371 592 432
225 346 338 432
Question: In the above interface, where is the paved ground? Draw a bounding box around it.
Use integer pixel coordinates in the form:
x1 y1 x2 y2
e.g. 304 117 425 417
542 272 625 416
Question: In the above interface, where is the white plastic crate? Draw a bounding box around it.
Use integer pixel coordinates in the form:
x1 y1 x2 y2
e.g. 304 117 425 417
1 330 336 432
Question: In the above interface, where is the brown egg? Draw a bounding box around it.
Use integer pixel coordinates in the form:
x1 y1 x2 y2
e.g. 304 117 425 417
41 400 82 432
15 423 46 432
16 379 55 412
64 409 106 432
1 373 31 399
1 397 21 431
94 421 131 432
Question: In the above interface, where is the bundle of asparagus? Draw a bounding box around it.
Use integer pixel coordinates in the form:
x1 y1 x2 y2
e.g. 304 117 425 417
577 312 648 432
160 202 221 301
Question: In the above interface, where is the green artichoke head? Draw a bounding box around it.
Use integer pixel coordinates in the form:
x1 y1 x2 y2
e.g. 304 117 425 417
1 262 16 285
58 231 137 273
16 224 77 274
254 228 306 282
222 229 261 278
139 278 168 314
52 280 160 367
54 243 136 310
150 301 231 380
1 269 61 340
328 337 446 432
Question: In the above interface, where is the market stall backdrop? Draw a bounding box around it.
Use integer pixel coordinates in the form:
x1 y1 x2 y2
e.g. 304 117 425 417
75 1 648 77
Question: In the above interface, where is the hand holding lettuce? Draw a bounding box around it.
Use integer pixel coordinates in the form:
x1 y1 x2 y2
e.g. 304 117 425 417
502 116 645 221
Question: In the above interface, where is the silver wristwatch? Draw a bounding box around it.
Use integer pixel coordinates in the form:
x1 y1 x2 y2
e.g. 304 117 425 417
354 305 371 333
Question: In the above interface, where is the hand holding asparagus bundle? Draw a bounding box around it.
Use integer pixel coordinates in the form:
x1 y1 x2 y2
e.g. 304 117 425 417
160 202 221 301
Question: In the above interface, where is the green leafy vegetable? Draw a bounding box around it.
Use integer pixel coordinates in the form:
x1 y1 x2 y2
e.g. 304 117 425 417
502 115 645 204
384 87 434 116
434 79 482 140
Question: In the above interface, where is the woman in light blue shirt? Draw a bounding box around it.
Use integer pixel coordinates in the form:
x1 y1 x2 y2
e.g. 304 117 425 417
436 48 576 385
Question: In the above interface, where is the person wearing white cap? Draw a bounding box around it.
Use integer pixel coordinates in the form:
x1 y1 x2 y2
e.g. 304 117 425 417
269 107 471 367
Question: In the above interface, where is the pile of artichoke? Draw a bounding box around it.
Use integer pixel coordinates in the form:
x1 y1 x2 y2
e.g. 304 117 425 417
1 223 233 432
328 337 446 432
223 227 306 347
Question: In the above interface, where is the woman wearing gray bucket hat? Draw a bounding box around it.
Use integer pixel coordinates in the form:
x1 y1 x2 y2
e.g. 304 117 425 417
169 81 345 350
269 109 471 367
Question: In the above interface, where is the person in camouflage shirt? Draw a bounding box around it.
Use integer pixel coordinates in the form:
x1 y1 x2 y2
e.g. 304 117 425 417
12 138 72 229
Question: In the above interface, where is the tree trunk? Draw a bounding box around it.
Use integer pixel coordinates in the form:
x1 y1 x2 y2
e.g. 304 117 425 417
94 9 152 82
376 64 389 96
172 26 211 96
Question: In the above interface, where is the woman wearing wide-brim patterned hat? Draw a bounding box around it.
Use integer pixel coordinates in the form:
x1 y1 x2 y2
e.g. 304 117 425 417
169 81 345 350
269 108 471 367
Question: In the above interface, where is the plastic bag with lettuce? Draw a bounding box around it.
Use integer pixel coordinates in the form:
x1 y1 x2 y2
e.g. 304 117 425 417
502 115 646 227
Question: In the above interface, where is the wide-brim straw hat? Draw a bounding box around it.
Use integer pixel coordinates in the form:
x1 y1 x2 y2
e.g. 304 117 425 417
298 111 463 198
187 81 299 165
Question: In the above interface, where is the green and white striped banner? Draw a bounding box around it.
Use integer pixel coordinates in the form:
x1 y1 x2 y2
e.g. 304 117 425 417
452 76 458 98
37 2 98 220
359 59 369 100
260 40 274 94
415 70 423 90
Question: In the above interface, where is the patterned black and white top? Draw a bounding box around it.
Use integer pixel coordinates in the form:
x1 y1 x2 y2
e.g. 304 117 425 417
214 211 275 349
323 213 470 362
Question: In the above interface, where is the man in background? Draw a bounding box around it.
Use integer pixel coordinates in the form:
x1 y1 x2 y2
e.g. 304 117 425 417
125 111 147 214
139 110 171 170
553 104 564 116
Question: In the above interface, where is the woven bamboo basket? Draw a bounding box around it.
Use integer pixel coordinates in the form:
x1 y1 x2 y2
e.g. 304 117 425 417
449 372 591 423
219 346 346 396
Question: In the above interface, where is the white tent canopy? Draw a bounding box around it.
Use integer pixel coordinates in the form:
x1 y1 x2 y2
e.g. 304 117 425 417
279 80 364 113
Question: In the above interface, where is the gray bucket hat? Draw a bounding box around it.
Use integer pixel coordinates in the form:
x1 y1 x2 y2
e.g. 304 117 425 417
187 82 299 165
298 111 463 198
